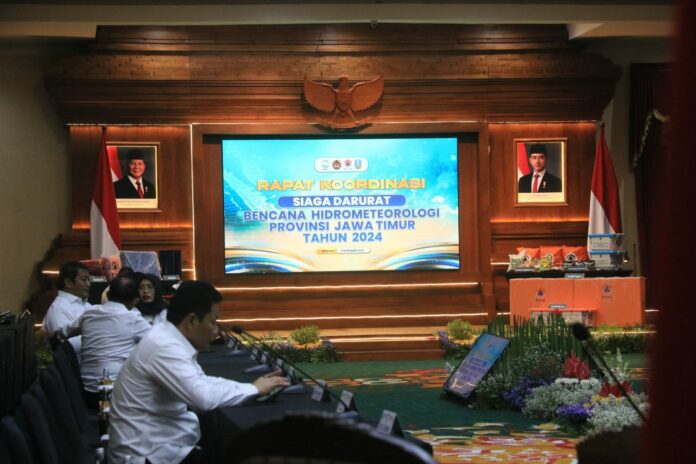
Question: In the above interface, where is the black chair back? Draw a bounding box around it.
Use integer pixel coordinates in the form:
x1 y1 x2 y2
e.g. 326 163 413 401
228 412 436 464
0 415 33 464
59 340 83 390
19 393 60 464
52 346 90 427
39 366 82 453
0 332 16 418
29 384 76 463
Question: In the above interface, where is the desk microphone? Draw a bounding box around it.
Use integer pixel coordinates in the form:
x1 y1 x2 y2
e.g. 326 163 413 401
217 325 250 357
229 324 355 413
570 323 647 423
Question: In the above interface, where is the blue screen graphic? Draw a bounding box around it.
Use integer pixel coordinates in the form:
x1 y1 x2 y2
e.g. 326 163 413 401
222 137 460 273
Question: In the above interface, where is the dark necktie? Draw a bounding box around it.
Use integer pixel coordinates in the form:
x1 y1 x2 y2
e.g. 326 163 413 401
136 180 144 198
532 174 539 193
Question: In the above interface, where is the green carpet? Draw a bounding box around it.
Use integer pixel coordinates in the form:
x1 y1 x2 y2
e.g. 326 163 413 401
295 355 649 463
297 360 541 430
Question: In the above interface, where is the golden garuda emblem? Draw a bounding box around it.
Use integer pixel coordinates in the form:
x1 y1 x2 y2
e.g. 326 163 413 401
303 75 384 129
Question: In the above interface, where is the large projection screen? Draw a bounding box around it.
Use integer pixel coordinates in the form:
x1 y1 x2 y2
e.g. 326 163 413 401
222 136 460 273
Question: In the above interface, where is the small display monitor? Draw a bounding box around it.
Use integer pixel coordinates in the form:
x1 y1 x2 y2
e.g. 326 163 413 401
443 332 510 399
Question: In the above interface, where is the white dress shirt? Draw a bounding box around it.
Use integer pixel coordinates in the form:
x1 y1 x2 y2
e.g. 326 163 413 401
42 290 92 356
134 307 168 326
108 320 258 464
60 301 151 392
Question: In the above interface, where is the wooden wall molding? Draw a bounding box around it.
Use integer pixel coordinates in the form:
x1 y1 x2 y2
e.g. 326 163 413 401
45 24 620 125
40 228 194 273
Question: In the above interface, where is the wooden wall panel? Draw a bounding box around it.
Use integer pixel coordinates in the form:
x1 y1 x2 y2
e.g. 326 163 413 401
45 25 619 125
35 25 619 335
489 122 596 223
191 123 490 323
488 122 596 313
70 125 192 229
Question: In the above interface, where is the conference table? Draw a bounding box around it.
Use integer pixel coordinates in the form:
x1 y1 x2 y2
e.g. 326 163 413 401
196 343 433 461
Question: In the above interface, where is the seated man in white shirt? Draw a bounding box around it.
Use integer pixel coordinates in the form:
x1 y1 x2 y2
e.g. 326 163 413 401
42 260 93 356
108 280 289 464
60 274 152 407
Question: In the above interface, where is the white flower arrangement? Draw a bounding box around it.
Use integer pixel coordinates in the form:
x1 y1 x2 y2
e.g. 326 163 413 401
587 393 649 434
523 378 602 420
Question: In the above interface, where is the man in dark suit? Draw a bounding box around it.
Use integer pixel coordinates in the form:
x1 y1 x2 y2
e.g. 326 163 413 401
114 149 156 199
518 144 562 193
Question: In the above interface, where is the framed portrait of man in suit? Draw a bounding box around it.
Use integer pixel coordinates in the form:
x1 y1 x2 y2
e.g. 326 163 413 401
514 139 566 205
107 143 159 210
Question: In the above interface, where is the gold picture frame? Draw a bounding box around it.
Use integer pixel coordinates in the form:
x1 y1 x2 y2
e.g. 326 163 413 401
108 142 159 210
514 138 567 206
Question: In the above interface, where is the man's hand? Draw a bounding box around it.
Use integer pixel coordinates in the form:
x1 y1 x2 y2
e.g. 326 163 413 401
252 368 291 395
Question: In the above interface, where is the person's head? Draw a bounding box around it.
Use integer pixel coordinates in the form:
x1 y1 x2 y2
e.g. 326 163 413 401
167 280 222 350
126 149 146 180
107 275 139 309
136 273 160 304
57 261 91 299
527 144 547 173
117 266 135 278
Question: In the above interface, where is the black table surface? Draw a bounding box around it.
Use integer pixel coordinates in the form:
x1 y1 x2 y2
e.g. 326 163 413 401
197 345 345 461
196 343 432 461
505 268 633 280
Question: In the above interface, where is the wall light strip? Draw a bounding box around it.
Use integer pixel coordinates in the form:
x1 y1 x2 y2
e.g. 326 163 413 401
490 262 509 266
67 123 190 127
42 270 59 275
332 336 435 342
645 309 660 313
189 124 197 280
190 120 480 125
217 282 479 292
219 312 489 323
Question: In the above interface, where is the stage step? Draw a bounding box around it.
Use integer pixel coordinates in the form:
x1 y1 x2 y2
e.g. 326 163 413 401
331 335 442 361
247 325 473 361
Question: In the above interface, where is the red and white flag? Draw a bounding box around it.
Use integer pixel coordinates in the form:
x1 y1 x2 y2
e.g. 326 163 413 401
90 128 122 261
107 145 123 181
588 125 622 245
517 142 531 179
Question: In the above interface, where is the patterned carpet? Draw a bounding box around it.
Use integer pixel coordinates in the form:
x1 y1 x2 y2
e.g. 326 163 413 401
298 354 647 463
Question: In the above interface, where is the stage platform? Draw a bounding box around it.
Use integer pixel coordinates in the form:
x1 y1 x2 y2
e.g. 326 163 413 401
248 326 471 361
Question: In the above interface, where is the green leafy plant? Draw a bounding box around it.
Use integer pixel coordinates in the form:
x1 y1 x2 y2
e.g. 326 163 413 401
34 329 53 371
290 325 321 346
473 373 511 409
275 339 340 363
486 315 589 379
446 319 474 341
594 332 652 353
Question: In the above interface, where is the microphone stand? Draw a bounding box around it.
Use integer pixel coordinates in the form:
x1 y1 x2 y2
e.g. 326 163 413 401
571 324 647 423
224 324 356 414
218 326 251 357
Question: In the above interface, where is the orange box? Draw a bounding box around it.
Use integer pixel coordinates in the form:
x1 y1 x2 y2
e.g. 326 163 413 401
510 278 574 322
509 277 645 326
572 277 645 326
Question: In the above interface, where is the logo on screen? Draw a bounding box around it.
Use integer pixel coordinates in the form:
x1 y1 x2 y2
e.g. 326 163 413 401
314 157 369 173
